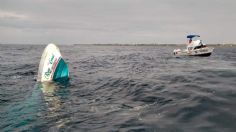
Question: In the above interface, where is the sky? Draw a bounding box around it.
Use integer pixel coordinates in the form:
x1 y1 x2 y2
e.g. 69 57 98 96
0 0 236 44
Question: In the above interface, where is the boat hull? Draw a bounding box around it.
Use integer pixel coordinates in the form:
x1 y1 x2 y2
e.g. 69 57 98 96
189 52 211 57
173 47 213 57
37 43 69 82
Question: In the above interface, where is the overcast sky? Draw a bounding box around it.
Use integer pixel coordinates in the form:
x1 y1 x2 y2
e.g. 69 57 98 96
0 0 236 44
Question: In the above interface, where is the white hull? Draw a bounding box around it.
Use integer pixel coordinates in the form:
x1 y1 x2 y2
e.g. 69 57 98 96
173 47 214 57
37 43 69 82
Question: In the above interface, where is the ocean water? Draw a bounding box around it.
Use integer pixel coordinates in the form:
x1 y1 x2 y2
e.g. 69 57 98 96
0 44 236 132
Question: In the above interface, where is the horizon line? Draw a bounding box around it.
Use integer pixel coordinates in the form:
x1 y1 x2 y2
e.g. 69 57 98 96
1 43 236 46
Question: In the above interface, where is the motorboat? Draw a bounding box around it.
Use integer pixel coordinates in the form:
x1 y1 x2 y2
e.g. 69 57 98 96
173 35 214 57
37 43 69 82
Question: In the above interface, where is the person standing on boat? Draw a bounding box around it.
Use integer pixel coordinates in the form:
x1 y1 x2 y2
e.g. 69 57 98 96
188 38 192 44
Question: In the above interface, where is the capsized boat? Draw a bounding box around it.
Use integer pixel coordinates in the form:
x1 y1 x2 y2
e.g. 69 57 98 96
37 43 69 82
173 35 214 57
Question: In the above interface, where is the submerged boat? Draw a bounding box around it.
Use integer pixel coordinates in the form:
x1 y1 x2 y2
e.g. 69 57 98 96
173 35 214 57
37 43 69 82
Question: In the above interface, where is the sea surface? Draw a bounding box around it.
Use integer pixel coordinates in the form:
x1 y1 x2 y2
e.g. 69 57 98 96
0 44 236 132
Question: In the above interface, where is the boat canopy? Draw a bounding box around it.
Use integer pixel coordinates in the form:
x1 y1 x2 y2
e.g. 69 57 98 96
187 35 200 39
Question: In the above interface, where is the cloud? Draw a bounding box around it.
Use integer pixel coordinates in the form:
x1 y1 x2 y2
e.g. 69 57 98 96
0 10 28 20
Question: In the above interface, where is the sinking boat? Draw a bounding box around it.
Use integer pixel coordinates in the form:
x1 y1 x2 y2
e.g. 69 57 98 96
173 35 214 57
37 43 69 82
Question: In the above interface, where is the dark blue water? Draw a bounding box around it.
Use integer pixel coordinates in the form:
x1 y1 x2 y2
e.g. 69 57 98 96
0 44 236 132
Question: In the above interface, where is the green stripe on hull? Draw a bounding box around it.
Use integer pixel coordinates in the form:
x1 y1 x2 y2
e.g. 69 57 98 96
52 58 69 82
